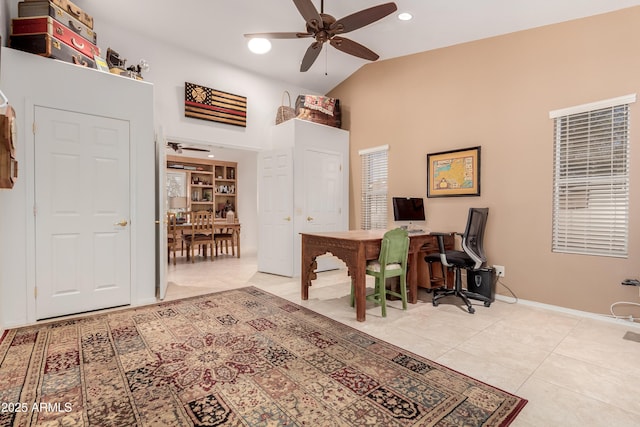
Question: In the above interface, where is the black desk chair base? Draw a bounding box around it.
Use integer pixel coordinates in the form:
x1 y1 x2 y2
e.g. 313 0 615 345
430 265 492 314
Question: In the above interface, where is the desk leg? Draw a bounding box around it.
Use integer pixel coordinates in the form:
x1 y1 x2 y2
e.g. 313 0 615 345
348 245 367 322
352 268 366 322
236 228 241 258
407 252 418 304
300 237 317 301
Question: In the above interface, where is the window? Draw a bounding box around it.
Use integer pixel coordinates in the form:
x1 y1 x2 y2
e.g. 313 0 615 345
359 145 388 230
550 94 635 257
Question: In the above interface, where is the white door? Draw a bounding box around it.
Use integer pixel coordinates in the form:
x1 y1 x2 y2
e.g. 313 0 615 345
35 107 131 319
300 148 344 272
155 131 168 299
258 149 294 276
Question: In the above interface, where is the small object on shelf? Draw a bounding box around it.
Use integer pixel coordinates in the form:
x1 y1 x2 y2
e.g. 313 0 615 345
295 94 341 128
106 48 145 80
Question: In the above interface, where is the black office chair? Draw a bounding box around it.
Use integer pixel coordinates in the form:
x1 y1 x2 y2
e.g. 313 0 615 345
424 207 491 314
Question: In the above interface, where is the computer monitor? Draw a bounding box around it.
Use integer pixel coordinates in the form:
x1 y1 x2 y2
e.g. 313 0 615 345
392 197 426 223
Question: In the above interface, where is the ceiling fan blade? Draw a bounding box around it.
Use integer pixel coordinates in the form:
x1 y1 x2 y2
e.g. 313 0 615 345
300 41 323 72
330 2 398 34
244 32 313 39
293 0 322 31
330 36 379 61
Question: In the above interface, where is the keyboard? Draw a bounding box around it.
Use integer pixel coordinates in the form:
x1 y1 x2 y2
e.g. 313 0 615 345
408 229 425 234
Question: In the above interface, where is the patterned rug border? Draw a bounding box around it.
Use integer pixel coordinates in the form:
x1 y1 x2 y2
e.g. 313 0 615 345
1 285 528 426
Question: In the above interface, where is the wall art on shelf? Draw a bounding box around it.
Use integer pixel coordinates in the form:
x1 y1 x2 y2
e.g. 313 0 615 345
427 146 481 198
185 82 247 127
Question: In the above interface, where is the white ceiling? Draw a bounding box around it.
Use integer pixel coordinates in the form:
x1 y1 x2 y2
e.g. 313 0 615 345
84 0 640 93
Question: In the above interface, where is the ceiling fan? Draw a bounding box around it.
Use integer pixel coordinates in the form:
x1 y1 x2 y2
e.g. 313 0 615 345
167 142 210 153
244 0 397 72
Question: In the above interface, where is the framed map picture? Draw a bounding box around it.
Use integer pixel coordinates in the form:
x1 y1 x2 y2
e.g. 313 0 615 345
427 146 481 197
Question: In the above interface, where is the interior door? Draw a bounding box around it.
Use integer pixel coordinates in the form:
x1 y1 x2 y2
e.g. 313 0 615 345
34 107 131 319
300 147 344 272
155 131 168 299
258 148 294 276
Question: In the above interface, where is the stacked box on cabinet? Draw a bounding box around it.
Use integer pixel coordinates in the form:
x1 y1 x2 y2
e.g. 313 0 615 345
22 0 93 28
10 0 98 68
17 0 96 43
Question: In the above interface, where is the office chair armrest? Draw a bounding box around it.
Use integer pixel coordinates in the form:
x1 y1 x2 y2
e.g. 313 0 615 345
429 232 455 254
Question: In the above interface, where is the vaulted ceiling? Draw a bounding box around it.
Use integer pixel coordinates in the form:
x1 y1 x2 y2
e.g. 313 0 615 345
85 0 640 93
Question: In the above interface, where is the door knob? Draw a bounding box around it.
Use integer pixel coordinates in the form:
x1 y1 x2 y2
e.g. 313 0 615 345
307 216 314 222
114 220 128 227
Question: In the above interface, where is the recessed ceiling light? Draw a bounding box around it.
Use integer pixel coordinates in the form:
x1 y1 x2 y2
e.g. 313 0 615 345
398 12 413 21
248 38 272 54
207 154 215 158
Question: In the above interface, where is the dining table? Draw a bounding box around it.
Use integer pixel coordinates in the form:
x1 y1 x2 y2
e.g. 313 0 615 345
175 220 241 258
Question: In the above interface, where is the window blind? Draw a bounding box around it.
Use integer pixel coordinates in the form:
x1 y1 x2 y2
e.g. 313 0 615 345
359 145 388 230
551 98 632 257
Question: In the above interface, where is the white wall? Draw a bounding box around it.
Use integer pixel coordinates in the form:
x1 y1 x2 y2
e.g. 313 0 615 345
0 48 156 328
84 8 320 257
0 3 323 329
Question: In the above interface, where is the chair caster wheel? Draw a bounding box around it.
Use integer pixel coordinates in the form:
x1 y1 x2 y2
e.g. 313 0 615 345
484 301 491 307
468 307 475 314
432 301 438 307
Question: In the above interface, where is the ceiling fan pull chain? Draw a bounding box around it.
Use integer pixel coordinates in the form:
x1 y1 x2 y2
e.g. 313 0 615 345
325 44 328 76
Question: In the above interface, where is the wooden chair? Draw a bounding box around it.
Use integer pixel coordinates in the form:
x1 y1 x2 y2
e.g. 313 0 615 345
167 212 180 265
214 211 235 256
183 211 215 262
350 228 410 317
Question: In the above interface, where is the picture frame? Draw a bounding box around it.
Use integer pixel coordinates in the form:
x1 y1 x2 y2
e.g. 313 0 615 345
426 146 481 198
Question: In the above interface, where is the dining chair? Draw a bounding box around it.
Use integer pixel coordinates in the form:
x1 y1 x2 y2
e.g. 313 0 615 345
167 212 180 265
350 228 410 317
214 210 235 256
183 211 215 262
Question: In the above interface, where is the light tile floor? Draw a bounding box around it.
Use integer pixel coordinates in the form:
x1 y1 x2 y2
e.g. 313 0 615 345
167 254 640 426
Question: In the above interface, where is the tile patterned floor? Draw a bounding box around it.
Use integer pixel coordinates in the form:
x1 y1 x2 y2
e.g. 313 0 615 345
167 254 640 426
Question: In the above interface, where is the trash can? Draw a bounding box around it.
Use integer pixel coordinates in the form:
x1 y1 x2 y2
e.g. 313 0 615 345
466 267 495 302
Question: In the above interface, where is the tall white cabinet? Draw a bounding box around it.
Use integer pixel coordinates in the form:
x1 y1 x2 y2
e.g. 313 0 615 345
258 119 349 277
0 48 155 327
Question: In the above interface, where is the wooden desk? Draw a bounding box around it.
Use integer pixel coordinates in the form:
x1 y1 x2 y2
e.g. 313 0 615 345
175 221 241 258
301 230 454 321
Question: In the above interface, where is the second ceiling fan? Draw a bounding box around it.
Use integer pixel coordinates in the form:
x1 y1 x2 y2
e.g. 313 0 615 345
245 0 397 72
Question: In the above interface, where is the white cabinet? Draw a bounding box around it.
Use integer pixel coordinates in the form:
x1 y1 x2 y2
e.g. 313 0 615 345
258 119 349 277
0 47 155 326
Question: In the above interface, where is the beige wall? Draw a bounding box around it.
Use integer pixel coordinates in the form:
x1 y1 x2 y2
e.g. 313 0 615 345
329 7 640 315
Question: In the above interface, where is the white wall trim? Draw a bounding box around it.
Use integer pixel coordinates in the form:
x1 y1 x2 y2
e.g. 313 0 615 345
358 144 389 156
495 294 640 329
549 93 636 118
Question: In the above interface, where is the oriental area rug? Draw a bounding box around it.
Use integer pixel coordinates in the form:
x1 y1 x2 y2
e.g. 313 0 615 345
0 287 527 426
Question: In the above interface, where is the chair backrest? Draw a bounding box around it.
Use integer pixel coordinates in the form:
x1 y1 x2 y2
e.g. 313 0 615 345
190 211 214 235
461 208 489 269
167 212 177 241
379 228 410 268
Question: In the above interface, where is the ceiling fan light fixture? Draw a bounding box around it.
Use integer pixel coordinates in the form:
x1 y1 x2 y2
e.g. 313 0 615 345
248 38 272 54
398 12 413 21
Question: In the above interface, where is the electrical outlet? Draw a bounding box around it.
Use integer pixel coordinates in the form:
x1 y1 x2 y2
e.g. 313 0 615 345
493 265 505 277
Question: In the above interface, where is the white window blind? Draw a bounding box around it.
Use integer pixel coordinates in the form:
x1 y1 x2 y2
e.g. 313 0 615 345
551 95 634 257
359 145 388 230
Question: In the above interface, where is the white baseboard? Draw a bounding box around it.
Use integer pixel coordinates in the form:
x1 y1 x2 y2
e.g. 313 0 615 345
494 294 640 329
